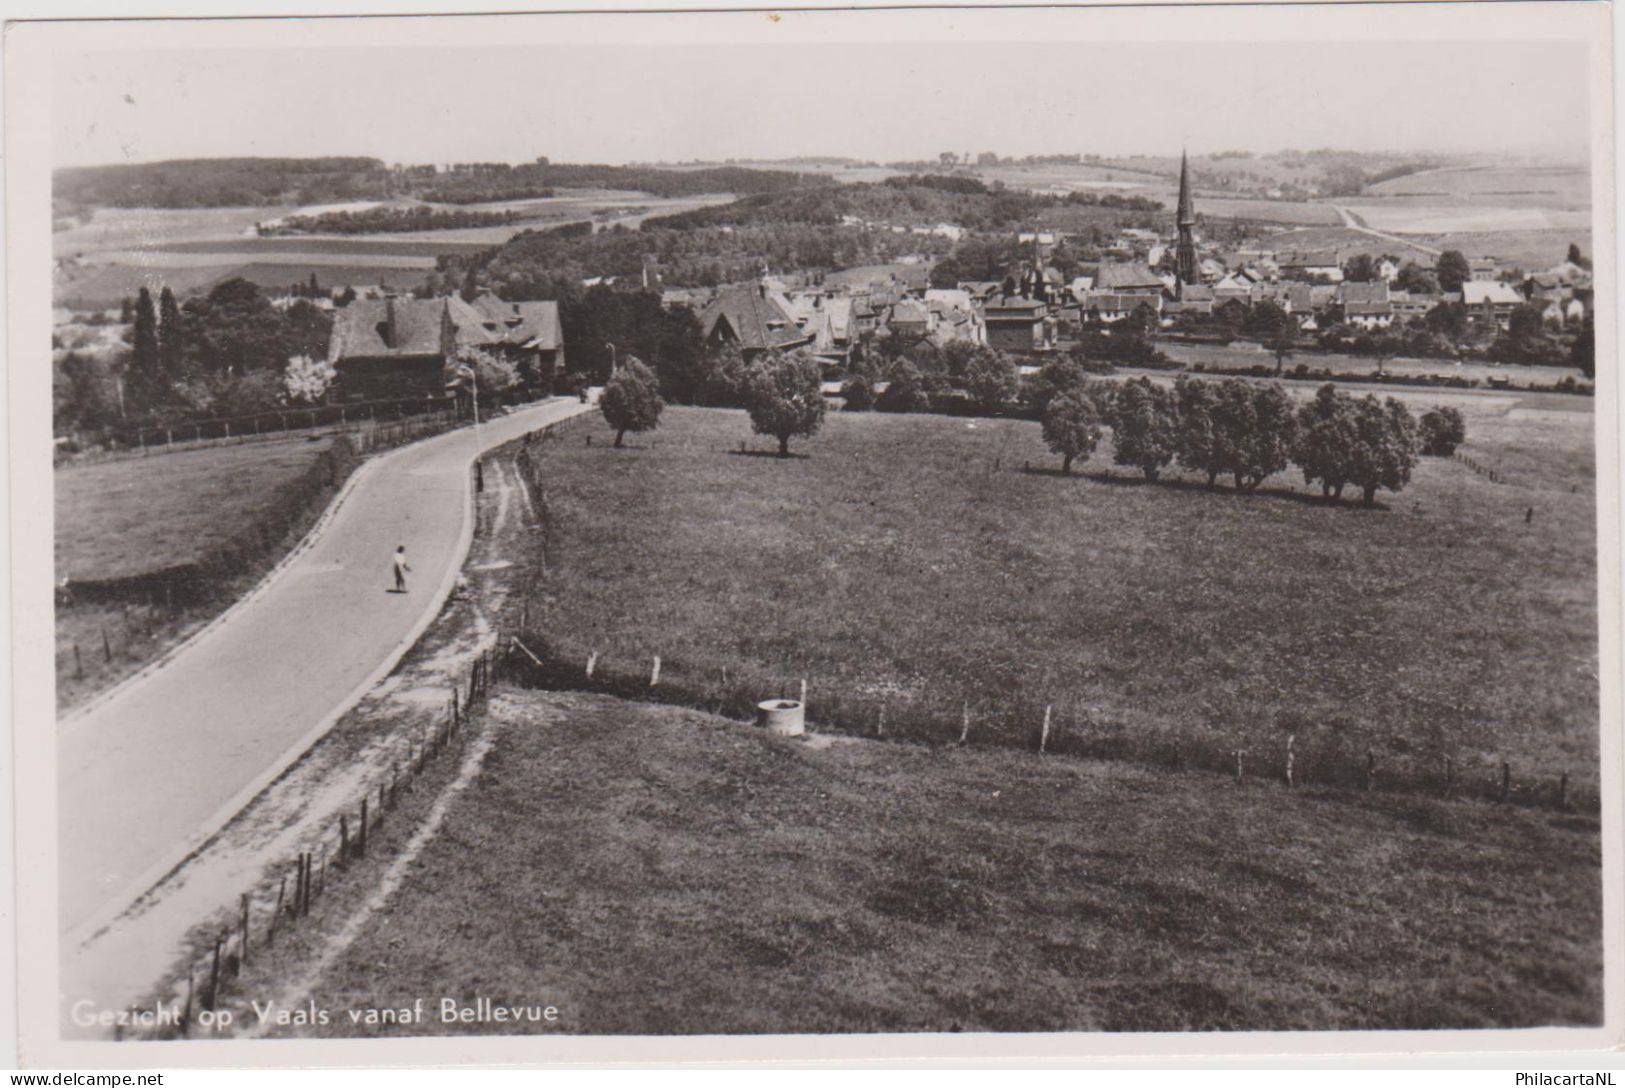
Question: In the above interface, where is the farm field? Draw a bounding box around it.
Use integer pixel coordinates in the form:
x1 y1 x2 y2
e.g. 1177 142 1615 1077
515 403 1598 795
54 260 436 310
51 191 732 308
264 689 1602 1035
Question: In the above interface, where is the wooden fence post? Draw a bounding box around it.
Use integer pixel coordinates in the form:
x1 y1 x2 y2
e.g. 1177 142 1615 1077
340 815 350 861
1285 735 1295 788
359 797 369 858
1500 760 1511 802
958 701 971 746
586 650 598 679
1365 750 1376 792
73 644 83 679
239 893 250 969
208 935 222 1010
1234 749 1244 782
102 626 112 663
1039 705 1052 754
269 873 285 946
650 655 661 687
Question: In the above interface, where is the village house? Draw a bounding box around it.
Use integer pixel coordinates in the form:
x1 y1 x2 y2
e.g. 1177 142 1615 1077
982 293 1051 353
1280 252 1345 283
1460 280 1525 329
697 281 816 359
1093 261 1165 299
1469 257 1500 282
327 293 564 401
1335 281 1394 329
924 289 986 345
1388 290 1440 322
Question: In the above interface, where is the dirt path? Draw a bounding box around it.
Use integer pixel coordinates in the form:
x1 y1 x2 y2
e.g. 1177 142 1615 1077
1328 204 1443 256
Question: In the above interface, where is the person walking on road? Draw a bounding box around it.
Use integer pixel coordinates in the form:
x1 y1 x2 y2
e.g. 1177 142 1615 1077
392 545 411 593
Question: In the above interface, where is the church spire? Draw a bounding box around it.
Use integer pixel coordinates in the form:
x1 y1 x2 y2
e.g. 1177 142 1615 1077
1177 148 1195 226
1175 148 1198 288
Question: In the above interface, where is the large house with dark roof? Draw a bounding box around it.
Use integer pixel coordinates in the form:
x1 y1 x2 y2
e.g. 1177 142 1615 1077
698 282 815 359
327 293 564 400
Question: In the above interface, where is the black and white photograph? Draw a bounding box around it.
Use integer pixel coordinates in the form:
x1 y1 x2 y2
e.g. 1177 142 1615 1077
6 0 1622 1068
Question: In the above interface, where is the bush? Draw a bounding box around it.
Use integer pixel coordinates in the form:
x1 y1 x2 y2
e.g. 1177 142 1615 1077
875 361 935 414
840 375 875 411
1419 406 1466 456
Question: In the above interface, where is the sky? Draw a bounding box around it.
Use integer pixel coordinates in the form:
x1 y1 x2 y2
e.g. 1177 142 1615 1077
51 33 1592 169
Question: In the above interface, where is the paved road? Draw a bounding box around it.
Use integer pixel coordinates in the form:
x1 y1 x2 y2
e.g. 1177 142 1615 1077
59 397 590 940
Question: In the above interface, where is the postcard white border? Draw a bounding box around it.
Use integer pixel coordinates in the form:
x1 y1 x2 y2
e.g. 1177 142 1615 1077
5 0 1622 1069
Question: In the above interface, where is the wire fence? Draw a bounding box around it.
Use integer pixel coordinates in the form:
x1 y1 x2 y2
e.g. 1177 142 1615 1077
118 649 496 1042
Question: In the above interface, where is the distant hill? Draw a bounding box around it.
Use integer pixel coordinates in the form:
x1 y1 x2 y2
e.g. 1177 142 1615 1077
55 157 393 212
53 156 834 213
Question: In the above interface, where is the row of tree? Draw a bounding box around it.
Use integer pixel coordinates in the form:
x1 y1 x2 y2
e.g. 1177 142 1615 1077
1036 371 1451 506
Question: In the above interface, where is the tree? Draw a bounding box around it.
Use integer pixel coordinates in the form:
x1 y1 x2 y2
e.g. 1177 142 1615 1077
180 277 303 376
157 286 185 382
1436 250 1471 293
960 348 1018 414
1041 387 1101 475
598 356 664 448
1213 380 1297 492
1346 394 1418 506
1394 262 1440 296
130 287 161 405
1567 242 1590 270
1267 331 1296 377
1292 384 1358 500
695 343 750 407
875 360 934 413
1343 254 1378 283
1107 376 1179 481
1418 406 1466 456
453 345 520 400
1174 376 1225 488
1425 300 1469 341
1023 358 1089 416
1571 312 1595 378
1507 303 1547 340
744 350 826 457
284 353 337 404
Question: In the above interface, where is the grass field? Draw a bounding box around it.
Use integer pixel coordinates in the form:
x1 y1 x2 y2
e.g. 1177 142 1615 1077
54 435 342 710
515 403 1597 797
269 689 1601 1035
56 436 336 582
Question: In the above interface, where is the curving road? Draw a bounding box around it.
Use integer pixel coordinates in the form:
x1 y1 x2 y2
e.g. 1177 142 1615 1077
59 397 591 942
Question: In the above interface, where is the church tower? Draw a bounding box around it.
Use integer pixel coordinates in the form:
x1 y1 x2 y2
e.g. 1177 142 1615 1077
1175 149 1198 288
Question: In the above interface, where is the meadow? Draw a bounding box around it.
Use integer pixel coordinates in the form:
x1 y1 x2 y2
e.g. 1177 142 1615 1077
274 689 1602 1035
54 435 343 709
515 401 1598 800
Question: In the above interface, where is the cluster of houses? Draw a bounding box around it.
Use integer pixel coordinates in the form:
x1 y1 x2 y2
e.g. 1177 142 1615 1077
666 227 1596 371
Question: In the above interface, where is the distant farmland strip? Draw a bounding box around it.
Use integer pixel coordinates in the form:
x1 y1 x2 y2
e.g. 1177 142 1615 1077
152 237 488 258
